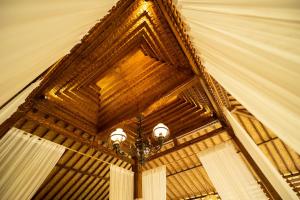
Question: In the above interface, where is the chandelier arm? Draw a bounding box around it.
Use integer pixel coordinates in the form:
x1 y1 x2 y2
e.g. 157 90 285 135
110 114 169 164
113 143 128 156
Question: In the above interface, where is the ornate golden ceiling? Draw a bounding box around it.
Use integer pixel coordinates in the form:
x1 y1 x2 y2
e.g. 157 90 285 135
1 0 299 199
0 0 228 164
29 0 214 147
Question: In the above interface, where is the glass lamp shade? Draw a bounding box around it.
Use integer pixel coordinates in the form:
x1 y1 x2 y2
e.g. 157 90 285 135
153 123 169 139
110 128 127 143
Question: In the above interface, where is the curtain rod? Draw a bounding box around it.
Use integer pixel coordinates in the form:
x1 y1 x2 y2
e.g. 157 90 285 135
0 57 63 109
64 146 112 165
143 138 232 168
19 127 113 166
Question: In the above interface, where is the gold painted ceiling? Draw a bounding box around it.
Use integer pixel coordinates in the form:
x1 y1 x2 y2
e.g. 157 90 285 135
0 0 299 199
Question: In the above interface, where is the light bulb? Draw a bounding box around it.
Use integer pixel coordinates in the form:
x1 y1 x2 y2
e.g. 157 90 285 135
110 128 127 143
153 123 169 139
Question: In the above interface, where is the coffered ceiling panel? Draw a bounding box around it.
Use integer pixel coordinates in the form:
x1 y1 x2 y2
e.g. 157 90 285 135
36 0 195 137
95 48 191 131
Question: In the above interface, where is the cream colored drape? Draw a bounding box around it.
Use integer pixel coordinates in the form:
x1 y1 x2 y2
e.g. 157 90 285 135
109 165 134 200
223 108 298 199
177 0 300 154
0 127 65 200
0 0 118 107
198 142 268 200
142 166 166 200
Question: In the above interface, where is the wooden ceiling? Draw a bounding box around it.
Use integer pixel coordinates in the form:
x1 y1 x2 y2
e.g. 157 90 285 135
31 0 197 140
142 92 300 199
12 94 300 200
0 0 299 199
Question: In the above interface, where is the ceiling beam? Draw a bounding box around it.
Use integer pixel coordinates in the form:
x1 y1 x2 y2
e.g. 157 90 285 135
147 127 226 161
167 164 202 177
142 101 192 129
35 99 97 135
155 0 225 120
56 164 109 181
25 112 133 164
142 105 206 136
142 77 198 116
183 192 218 200
167 117 218 141
283 172 300 179
96 78 196 139
143 99 186 123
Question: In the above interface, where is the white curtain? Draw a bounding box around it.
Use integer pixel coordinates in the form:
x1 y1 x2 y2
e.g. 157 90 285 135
198 142 267 200
177 0 300 154
142 166 166 200
0 79 41 125
110 165 134 200
0 0 118 107
0 127 65 200
223 108 298 200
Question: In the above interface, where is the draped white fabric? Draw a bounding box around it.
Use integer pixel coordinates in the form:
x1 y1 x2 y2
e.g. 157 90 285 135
0 79 41 125
223 108 298 199
109 165 134 200
0 127 65 200
198 142 267 200
142 166 166 200
0 0 118 107
177 0 300 154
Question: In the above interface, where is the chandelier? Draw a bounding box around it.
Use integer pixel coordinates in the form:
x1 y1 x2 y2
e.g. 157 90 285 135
110 115 170 164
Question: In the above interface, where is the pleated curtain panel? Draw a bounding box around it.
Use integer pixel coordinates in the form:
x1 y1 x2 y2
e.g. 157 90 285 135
142 165 166 200
109 165 134 200
177 0 300 154
0 127 65 200
198 142 268 200
224 108 298 199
